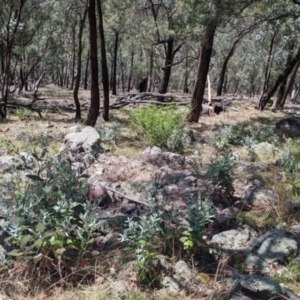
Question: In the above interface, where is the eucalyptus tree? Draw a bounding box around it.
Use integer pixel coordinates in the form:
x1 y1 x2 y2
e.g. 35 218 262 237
72 2 87 119
0 0 29 117
84 0 100 126
96 0 109 121
102 0 132 95
189 0 260 122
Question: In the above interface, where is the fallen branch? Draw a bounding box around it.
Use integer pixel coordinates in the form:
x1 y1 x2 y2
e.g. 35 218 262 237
100 184 150 206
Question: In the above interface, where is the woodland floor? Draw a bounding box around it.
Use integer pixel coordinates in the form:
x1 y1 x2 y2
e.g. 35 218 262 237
1 85 300 299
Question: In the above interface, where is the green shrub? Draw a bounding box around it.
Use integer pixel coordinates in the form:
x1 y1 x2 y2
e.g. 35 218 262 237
15 108 31 120
95 121 120 146
0 148 98 265
206 150 238 196
119 173 215 284
211 124 277 151
131 105 190 153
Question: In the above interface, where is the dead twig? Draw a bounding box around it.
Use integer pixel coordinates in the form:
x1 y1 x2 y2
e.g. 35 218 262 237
99 184 150 206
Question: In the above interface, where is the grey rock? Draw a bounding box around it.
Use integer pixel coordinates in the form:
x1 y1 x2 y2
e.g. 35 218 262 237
62 126 101 154
256 231 297 263
161 276 180 294
280 283 300 300
0 156 13 172
237 162 269 173
173 260 194 281
210 226 257 257
238 275 285 300
157 255 173 271
243 181 278 207
244 254 269 274
140 147 185 169
0 155 25 172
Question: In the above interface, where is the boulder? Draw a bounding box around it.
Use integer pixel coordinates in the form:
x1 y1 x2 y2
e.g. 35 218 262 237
243 180 279 207
61 126 101 154
140 147 185 169
255 230 298 263
0 156 25 172
210 226 257 258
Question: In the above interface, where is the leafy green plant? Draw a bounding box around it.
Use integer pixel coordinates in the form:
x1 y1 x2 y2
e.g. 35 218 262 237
119 173 215 283
131 105 190 153
0 148 98 266
95 121 120 146
179 196 215 250
211 124 246 149
206 150 238 196
15 108 31 120
211 124 277 151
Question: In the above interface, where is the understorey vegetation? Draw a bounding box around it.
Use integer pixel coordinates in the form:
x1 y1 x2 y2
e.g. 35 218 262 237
1 86 300 298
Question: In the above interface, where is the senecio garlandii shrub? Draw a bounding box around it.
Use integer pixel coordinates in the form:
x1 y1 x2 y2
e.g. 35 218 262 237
132 105 191 153
0 148 99 265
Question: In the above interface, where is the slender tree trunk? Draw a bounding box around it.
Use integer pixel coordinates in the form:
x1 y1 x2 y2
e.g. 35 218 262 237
275 58 300 108
159 38 174 95
84 0 100 126
183 55 189 93
84 52 89 90
70 21 77 90
147 46 154 92
96 0 110 121
259 46 300 110
73 7 87 120
217 38 239 96
189 24 216 122
112 30 119 95
127 48 134 92
274 48 293 108
261 31 276 94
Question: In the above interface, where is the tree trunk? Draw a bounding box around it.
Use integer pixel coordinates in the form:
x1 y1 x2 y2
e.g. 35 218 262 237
147 46 153 92
96 0 110 121
274 47 294 108
275 58 300 108
127 48 134 92
189 24 216 122
217 38 239 96
84 0 100 126
84 52 89 90
70 20 77 90
73 7 87 120
183 54 189 93
112 30 119 95
259 46 300 110
159 38 174 95
261 31 276 94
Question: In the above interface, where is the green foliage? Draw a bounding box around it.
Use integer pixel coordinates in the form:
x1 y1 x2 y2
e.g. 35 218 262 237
14 108 31 120
206 150 238 196
119 173 214 284
211 124 246 149
0 148 98 264
277 138 300 195
211 124 277 151
179 198 215 250
131 106 190 153
95 121 120 146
